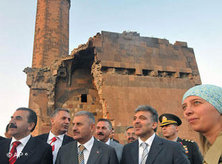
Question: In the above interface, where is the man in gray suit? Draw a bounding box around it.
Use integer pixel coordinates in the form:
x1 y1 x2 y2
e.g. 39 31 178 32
56 111 118 164
121 105 190 164
95 118 123 162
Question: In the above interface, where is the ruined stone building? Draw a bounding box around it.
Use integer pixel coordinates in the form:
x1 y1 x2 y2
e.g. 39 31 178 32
25 0 201 143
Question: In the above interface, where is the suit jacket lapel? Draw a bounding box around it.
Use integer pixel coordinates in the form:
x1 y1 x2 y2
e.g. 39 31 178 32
62 135 70 145
129 140 139 164
146 135 163 164
72 141 78 164
87 139 102 164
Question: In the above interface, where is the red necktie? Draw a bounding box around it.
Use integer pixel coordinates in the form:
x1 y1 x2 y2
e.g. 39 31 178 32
49 137 57 151
9 141 21 164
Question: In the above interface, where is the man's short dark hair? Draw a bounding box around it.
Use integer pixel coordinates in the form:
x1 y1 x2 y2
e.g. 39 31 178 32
135 105 158 132
97 118 112 130
16 107 37 132
50 108 70 118
125 126 134 132
6 123 10 133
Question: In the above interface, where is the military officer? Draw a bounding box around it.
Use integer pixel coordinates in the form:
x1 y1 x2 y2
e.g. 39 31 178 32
159 113 203 164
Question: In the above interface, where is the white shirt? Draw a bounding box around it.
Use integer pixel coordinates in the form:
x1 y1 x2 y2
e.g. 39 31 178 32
105 138 111 145
138 133 155 164
10 134 31 158
47 131 64 164
77 136 94 164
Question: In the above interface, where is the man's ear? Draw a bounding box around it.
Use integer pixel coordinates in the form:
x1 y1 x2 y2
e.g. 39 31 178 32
50 117 54 125
90 123 95 133
175 125 179 132
28 122 35 132
152 122 158 130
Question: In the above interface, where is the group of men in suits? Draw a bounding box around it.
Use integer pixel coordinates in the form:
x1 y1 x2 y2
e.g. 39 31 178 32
0 105 203 164
55 111 119 164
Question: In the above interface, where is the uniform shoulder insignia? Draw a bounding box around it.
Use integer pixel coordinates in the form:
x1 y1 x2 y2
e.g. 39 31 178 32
184 139 194 143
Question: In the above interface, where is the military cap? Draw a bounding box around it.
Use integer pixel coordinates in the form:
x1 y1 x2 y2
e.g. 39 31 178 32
159 113 182 127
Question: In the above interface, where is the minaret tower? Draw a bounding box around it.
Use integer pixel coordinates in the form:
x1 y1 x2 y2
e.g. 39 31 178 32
26 0 71 135
32 0 70 68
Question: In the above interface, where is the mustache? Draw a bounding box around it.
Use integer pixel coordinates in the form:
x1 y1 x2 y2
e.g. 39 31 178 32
128 137 136 141
9 123 17 128
73 129 79 133
97 132 104 136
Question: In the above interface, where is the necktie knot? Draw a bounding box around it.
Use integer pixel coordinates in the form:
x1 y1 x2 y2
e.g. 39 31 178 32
141 142 148 149
79 145 85 152
12 141 21 148
51 137 57 143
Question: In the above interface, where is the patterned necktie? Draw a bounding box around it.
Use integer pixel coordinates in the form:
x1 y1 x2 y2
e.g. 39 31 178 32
9 141 21 164
78 145 85 164
141 142 149 164
49 137 57 151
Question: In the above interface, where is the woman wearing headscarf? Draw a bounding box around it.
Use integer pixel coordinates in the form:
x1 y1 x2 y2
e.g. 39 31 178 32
182 84 222 164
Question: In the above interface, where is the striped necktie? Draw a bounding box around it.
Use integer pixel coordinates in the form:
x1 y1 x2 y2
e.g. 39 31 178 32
141 142 149 164
78 144 85 164
9 141 21 164
49 137 57 151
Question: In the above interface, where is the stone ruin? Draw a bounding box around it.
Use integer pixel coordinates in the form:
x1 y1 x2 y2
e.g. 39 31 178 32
25 31 201 143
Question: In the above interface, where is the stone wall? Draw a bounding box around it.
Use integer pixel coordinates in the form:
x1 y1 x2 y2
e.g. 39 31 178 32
26 31 201 143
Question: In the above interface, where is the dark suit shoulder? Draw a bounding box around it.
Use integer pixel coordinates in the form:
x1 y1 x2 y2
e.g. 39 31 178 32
123 140 138 148
34 133 49 141
63 135 75 143
0 136 6 141
59 140 76 150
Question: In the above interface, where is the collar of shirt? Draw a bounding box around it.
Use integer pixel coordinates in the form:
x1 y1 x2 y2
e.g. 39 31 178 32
10 134 31 158
77 137 94 164
48 131 65 142
11 134 31 148
77 136 94 152
138 133 155 148
105 138 110 145
138 133 155 164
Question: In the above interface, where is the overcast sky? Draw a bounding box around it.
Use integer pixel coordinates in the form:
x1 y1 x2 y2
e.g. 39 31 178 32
0 0 221 136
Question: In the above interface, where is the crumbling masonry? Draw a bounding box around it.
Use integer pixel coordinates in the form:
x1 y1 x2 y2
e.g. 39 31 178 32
25 0 201 143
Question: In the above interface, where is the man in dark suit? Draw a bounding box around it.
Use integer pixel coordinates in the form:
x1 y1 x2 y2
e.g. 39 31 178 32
35 108 74 164
159 113 203 164
0 107 52 164
121 105 190 164
56 111 119 164
95 118 123 162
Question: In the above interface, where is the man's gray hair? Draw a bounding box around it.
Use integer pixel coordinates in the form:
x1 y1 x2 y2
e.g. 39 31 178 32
135 105 158 132
51 108 70 118
75 111 95 124
135 105 158 123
